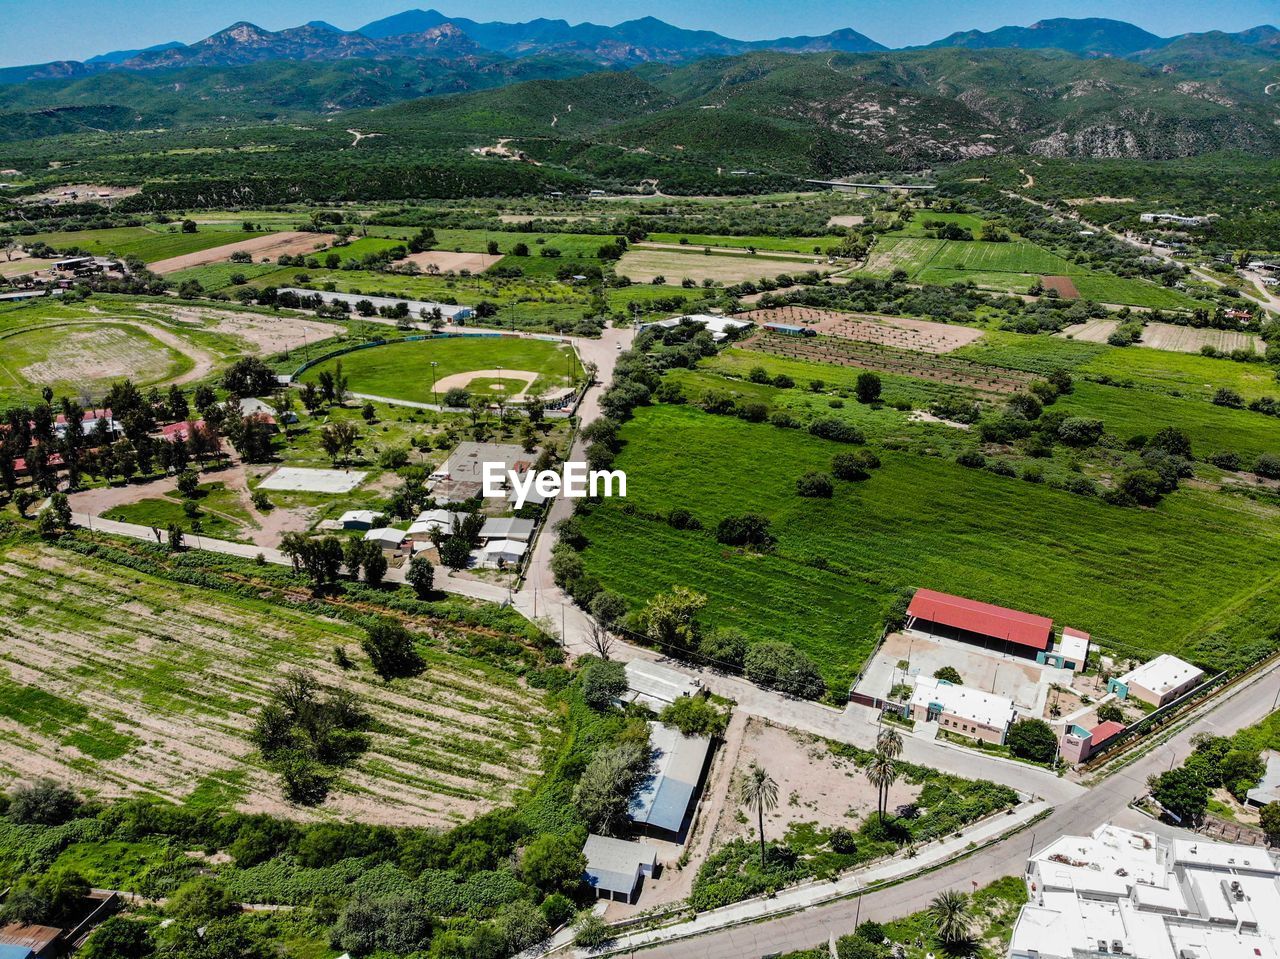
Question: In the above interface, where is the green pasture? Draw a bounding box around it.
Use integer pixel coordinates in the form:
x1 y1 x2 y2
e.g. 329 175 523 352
299 335 581 403
578 404 1280 691
25 225 267 262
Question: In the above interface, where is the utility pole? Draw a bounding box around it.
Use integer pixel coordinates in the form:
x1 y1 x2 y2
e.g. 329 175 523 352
430 361 439 406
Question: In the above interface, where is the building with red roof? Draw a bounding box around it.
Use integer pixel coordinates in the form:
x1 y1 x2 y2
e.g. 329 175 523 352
905 588 1053 656
1059 719 1128 766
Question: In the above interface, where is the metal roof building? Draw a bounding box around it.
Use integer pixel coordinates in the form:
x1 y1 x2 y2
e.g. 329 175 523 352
582 834 659 903
906 588 1053 653
629 722 712 839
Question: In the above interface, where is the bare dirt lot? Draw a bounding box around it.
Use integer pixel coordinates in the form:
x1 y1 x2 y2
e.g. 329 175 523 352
738 306 985 354
0 256 57 278
827 215 867 228
617 247 827 284
143 303 340 355
399 250 502 273
433 368 540 399
148 231 329 274
1041 275 1080 298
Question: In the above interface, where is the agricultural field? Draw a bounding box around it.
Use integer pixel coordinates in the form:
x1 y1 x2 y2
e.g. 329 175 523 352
743 331 1034 394
915 267 1038 292
0 540 556 827
299 335 582 404
577 403 1280 692
738 306 986 353
1069 274 1209 311
644 232 842 253
23 225 268 263
617 247 826 284
1060 319 1264 355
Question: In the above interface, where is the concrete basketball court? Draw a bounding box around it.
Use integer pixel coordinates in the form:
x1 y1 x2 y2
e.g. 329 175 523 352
258 467 368 493
857 631 1070 715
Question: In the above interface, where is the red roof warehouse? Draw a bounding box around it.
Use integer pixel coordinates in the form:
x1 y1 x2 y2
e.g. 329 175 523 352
906 588 1053 652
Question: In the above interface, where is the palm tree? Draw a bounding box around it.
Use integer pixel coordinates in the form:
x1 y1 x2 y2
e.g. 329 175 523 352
865 751 898 823
877 725 903 760
930 889 973 944
738 764 779 867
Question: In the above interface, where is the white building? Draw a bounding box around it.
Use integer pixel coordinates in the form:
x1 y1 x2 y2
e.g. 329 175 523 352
363 527 405 551
1010 823 1280 959
1139 213 1208 227
908 675 1017 745
1108 654 1205 708
637 314 753 342
475 539 527 568
407 509 470 541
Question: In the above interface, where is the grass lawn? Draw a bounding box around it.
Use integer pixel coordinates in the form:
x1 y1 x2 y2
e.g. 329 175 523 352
167 262 282 291
578 404 1280 692
300 336 581 403
0 321 192 404
104 485 248 540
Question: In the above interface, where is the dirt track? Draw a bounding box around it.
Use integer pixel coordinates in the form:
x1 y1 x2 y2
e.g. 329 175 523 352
149 231 329 274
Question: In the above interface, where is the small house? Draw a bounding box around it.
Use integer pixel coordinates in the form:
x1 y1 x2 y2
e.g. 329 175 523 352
908 675 1016 746
479 516 535 543
1107 654 1204 708
582 834 658 903
363 527 405 551
476 539 527 568
1037 627 1090 671
339 510 379 531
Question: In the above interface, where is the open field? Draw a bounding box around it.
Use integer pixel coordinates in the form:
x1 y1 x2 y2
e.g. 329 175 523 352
1056 319 1266 356
400 249 502 273
149 231 328 274
1041 275 1080 298
24 225 268 263
914 267 1037 292
737 306 985 353
744 332 1034 394
1069 275 1209 311
617 247 825 284
0 321 195 402
0 542 555 827
644 233 842 254
578 404 1280 691
300 335 580 403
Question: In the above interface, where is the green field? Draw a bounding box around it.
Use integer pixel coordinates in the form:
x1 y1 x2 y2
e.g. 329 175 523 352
1071 274 1209 310
915 267 1038 292
578 404 1280 692
0 321 192 403
0 540 555 825
26 225 267 262
300 335 581 403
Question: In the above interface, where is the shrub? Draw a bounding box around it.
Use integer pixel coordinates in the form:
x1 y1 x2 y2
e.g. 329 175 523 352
8 779 80 825
796 471 834 498
660 696 729 737
1007 719 1057 763
854 372 882 404
361 620 425 680
955 449 986 469
699 628 749 668
832 450 879 481
716 513 773 549
744 642 825 699
1057 417 1104 447
933 666 962 684
1255 452 1280 479
581 658 627 710
808 418 864 443
1212 387 1245 408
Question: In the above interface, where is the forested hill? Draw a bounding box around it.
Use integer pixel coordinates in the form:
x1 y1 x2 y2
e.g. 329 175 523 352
364 48 1280 167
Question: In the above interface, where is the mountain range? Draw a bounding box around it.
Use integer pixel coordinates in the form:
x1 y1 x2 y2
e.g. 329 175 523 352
3 12 1277 85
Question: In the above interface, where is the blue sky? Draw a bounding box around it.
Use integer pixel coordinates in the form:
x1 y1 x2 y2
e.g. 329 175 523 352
0 0 1275 66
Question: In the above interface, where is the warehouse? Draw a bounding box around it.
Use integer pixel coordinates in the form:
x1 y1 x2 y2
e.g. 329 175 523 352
905 588 1053 659
629 722 712 840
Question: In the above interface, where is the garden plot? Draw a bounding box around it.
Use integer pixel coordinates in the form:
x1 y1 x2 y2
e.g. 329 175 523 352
738 306 984 353
1041 275 1080 298
258 467 367 493
617 247 824 284
1055 318 1119 344
0 544 554 827
744 332 1035 394
148 231 329 274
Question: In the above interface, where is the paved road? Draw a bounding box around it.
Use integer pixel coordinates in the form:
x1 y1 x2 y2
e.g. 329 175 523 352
631 657 1280 959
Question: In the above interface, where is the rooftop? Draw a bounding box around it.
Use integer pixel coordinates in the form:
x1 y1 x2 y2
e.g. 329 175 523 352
906 588 1053 651
629 721 711 834
479 516 535 542
582 833 658 897
1117 654 1205 696
909 675 1016 730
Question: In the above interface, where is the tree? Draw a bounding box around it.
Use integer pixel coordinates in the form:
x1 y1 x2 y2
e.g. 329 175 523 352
176 468 199 498
319 420 359 467
738 763 779 866
581 658 627 710
496 900 551 954
660 696 729 737
167 877 239 924
744 642 825 699
181 219 197 233
832 450 879 481
796 471 834 498
521 833 586 895
82 915 155 959
1 870 90 926
865 749 898 823
1007 718 1058 764
590 590 628 629
573 912 612 949
8 779 80 825
699 628 750 669
573 740 651 835
1261 801 1280 846
586 616 616 660
1095 701 1124 724
361 620 424 680
930 889 973 944
406 555 435 599
855 372 882 404
933 665 962 684
1220 749 1265 800
641 586 706 654
1149 767 1209 825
